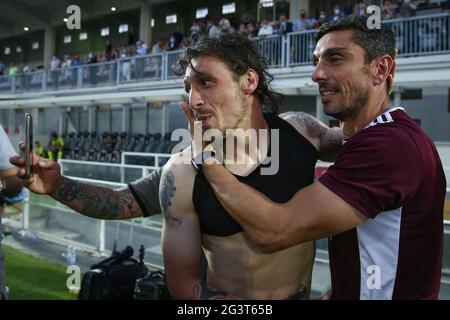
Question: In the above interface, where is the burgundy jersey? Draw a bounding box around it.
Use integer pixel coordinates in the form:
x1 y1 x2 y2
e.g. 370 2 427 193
319 107 446 300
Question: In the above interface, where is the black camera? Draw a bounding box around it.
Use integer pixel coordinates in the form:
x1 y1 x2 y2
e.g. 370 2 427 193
134 271 172 300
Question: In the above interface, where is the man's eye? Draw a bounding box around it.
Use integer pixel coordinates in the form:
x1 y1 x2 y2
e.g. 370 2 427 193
202 80 213 87
330 56 343 64
184 85 191 93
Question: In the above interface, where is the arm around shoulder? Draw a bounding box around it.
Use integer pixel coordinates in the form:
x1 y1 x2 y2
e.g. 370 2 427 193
280 111 344 162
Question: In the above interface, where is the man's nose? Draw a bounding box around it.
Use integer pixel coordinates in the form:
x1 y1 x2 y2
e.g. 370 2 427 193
190 88 204 110
311 62 328 83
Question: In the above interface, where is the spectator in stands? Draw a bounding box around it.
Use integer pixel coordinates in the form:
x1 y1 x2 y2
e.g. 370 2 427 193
189 20 203 44
61 55 72 85
271 20 281 35
136 40 148 80
332 5 343 21
398 0 410 17
206 17 219 38
419 0 434 10
257 20 273 36
87 53 98 86
355 2 366 16
120 48 131 82
247 22 259 38
105 40 113 61
71 55 83 86
397 0 417 18
104 134 116 154
150 40 163 77
407 0 418 16
278 14 293 35
33 140 45 158
8 64 18 77
293 9 314 31
20 64 31 90
1 123 26 300
316 10 330 28
98 132 115 154
344 0 354 16
383 0 396 20
218 18 234 34
47 131 65 161
237 23 248 37
49 55 60 89
170 28 184 51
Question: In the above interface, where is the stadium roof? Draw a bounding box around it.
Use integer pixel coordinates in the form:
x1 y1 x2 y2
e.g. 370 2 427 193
0 0 178 39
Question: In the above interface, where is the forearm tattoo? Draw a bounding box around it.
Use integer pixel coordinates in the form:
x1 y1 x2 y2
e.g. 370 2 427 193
287 112 344 161
51 177 140 219
191 281 228 300
160 171 182 226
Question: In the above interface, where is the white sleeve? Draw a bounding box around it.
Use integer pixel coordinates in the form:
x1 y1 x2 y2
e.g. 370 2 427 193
0 123 17 170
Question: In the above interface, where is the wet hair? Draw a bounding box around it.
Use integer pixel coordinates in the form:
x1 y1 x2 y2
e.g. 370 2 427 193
172 32 282 113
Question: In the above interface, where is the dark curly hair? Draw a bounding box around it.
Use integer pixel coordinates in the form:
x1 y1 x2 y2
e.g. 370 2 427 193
172 32 283 113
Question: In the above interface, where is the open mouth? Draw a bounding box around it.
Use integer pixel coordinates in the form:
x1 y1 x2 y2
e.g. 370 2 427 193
320 90 339 97
196 114 212 125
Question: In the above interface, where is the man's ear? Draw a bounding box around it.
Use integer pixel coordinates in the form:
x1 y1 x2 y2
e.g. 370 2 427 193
241 69 259 95
372 55 395 88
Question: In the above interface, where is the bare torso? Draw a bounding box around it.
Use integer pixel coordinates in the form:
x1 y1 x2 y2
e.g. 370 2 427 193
202 229 315 299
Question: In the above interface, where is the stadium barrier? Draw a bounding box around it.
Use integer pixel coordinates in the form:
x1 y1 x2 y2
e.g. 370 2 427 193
0 13 448 94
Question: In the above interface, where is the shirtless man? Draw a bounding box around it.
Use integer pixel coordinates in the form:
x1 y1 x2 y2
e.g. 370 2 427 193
159 33 344 299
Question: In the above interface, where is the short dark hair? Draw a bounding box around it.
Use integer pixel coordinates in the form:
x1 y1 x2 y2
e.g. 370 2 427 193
315 15 396 63
172 32 282 113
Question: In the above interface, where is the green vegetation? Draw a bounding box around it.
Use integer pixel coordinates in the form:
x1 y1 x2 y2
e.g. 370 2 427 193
3 245 77 300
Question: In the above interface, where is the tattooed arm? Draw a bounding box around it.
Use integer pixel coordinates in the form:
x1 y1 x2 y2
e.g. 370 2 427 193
51 167 163 220
280 112 345 162
50 176 144 220
10 149 162 220
160 152 238 300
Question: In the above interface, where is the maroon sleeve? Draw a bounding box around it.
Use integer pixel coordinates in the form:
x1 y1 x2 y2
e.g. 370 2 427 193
319 126 422 218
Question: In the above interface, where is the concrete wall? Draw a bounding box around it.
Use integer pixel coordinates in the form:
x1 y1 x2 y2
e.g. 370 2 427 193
0 31 45 66
56 10 140 59
401 87 450 142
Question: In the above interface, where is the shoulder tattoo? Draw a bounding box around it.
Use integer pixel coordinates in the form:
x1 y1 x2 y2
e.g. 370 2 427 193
160 171 182 226
290 112 325 138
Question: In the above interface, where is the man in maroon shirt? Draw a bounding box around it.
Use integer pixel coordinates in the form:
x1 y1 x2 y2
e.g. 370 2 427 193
197 15 446 299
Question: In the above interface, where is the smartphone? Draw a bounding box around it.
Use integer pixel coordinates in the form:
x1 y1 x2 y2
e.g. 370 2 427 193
24 113 33 179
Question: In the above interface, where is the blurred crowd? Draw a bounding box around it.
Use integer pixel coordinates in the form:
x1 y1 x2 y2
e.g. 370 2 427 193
0 0 449 79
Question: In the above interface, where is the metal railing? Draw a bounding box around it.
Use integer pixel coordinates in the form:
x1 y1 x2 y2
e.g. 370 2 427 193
0 13 448 95
58 152 171 185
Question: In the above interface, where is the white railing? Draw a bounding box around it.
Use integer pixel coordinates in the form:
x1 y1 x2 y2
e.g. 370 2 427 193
1 13 448 95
